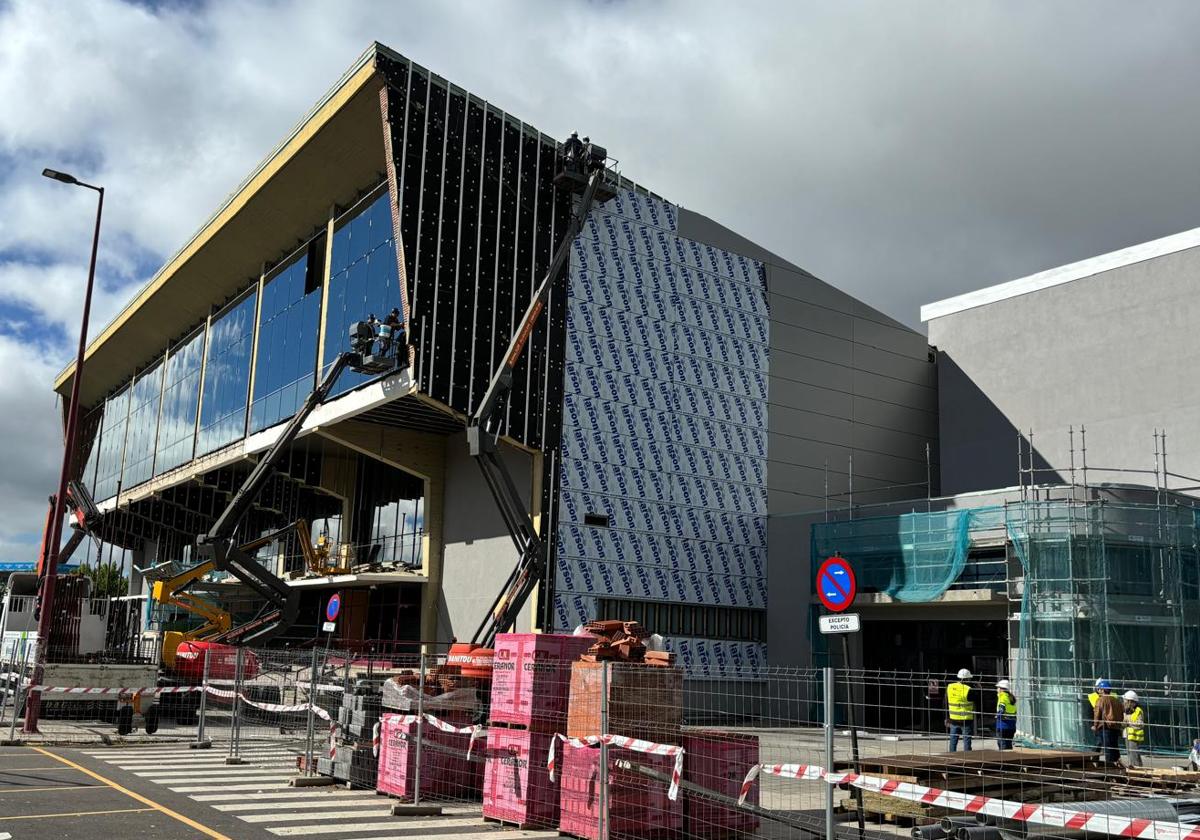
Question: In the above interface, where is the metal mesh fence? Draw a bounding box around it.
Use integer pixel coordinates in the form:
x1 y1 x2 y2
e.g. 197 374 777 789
7 644 1200 839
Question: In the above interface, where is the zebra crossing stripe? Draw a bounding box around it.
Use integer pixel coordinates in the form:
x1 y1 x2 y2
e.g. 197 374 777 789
191 789 372 802
213 797 384 811
267 818 480 836
134 768 294 778
151 774 292 784
239 808 395 823
169 782 293 793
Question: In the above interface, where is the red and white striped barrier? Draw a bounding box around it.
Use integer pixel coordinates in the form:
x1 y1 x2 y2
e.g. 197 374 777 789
28 685 202 695
391 712 486 758
738 763 1200 840
546 733 684 801
197 685 330 720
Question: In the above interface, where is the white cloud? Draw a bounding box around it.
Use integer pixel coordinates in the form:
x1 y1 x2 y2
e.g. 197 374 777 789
0 0 1199 554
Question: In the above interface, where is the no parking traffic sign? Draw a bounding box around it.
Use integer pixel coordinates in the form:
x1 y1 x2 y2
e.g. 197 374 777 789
816 555 856 613
324 593 341 633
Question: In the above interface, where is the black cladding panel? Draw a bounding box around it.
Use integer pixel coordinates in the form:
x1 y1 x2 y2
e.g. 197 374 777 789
377 54 572 451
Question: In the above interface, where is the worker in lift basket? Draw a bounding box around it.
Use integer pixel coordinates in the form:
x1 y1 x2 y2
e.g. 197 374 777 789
1091 679 1123 766
995 679 1017 750
1122 690 1146 768
946 668 976 752
380 308 404 356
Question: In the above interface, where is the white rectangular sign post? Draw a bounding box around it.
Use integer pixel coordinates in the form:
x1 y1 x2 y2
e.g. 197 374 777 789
322 621 336 633
819 612 860 634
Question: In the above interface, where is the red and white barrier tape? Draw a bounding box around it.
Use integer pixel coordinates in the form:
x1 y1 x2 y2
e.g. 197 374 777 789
391 712 486 758
29 685 202 695
738 763 1200 839
546 733 684 801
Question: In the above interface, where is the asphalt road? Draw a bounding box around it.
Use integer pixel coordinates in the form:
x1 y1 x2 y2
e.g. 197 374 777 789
0 744 553 840
0 744 273 839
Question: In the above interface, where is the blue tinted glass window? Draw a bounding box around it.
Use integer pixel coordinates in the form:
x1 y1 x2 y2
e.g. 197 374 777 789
154 328 205 475
77 405 104 493
322 190 402 397
197 290 256 455
121 360 164 488
250 242 323 432
92 387 130 503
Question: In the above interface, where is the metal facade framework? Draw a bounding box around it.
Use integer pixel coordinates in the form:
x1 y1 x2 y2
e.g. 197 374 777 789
376 54 573 452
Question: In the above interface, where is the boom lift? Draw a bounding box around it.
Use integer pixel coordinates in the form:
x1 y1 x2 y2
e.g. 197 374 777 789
151 518 342 677
192 325 397 647
451 135 616 669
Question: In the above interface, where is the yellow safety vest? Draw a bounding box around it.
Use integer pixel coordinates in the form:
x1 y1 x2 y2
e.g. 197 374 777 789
1125 706 1145 743
997 690 1017 722
947 682 974 721
1088 692 1099 710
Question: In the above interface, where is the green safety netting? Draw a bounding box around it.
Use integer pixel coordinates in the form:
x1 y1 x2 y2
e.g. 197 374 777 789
811 509 972 602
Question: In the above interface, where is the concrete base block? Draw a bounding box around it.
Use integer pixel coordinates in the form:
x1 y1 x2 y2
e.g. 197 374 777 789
189 740 212 750
392 804 443 816
290 775 338 787
224 755 247 765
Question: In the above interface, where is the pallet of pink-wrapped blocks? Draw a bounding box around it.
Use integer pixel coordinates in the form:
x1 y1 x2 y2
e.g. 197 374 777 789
375 711 481 801
488 632 594 731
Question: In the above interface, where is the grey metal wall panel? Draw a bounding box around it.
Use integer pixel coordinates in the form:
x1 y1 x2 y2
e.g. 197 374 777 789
850 395 938 438
852 317 932 362
771 377 854 416
772 322 855 367
852 367 936 408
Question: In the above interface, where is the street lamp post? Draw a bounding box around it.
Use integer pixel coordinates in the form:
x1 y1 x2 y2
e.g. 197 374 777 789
23 169 104 734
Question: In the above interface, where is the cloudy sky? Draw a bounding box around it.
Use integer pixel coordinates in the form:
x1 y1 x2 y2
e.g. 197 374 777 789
1 0 1199 561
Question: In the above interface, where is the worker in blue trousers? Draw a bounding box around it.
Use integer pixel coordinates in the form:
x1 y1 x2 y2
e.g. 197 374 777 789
947 668 976 751
995 679 1017 750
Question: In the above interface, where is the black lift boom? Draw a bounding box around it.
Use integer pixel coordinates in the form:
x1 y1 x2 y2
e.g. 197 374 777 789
465 135 615 649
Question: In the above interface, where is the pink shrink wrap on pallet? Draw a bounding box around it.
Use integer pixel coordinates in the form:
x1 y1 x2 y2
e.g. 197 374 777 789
683 730 760 837
489 632 594 731
376 712 482 801
482 728 559 828
557 737 682 840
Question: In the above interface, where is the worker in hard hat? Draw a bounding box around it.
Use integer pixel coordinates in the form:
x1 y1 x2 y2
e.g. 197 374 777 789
1122 690 1145 768
1091 679 1123 766
995 679 1017 750
946 668 975 752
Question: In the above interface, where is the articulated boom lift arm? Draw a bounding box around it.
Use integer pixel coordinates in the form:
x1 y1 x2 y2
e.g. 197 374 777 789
195 350 366 644
467 160 613 648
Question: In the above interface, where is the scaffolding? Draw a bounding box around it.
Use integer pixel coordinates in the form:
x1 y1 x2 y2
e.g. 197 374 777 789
811 427 1200 752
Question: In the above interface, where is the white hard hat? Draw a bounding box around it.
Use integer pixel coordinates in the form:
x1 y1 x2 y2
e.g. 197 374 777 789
1123 690 1139 703
996 679 1011 690
957 668 972 680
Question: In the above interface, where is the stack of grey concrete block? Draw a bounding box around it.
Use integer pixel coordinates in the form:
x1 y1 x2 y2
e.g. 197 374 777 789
317 678 382 788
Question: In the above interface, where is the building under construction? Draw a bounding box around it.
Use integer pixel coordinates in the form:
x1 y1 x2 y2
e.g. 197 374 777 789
50 42 937 676
772 224 1200 749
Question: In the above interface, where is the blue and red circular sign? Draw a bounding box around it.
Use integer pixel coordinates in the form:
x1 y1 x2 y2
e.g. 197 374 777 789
325 593 341 622
817 556 857 613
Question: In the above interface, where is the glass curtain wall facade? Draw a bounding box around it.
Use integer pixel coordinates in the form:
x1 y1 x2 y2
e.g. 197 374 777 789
154 328 205 475
120 362 164 489
323 187 403 397
76 181 405 505
196 290 256 456
250 240 324 433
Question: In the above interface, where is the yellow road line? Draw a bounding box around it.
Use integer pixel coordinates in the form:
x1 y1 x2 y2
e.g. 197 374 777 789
0 807 153 821
30 748 233 840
